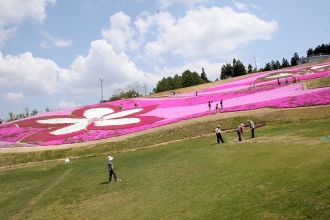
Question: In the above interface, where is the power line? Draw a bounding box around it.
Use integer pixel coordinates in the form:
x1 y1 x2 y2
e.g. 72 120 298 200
255 51 306 59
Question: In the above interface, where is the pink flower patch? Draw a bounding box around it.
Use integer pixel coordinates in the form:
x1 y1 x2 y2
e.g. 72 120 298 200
14 104 163 144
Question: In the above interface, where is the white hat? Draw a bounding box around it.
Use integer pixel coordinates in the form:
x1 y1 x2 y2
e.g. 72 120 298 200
240 124 244 126
217 125 221 127
108 156 113 160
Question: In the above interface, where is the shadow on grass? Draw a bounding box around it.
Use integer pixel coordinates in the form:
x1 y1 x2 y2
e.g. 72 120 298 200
100 181 109 185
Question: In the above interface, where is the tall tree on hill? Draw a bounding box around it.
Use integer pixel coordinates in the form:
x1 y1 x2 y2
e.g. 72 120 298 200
233 60 247 77
307 48 313 57
220 63 233 79
181 70 204 87
155 77 173 92
271 60 281 70
172 74 182 89
282 57 290 68
263 62 272 71
290 53 299 66
247 64 253 73
200 68 210 82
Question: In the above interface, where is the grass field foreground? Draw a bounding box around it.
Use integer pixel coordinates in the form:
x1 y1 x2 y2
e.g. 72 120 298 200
1 118 330 219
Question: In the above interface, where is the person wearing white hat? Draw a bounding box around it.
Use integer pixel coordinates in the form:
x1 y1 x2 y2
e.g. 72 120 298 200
236 124 245 141
215 125 225 144
107 156 120 183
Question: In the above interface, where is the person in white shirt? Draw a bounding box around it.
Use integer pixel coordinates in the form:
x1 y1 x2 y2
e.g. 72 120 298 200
215 125 225 144
247 120 255 138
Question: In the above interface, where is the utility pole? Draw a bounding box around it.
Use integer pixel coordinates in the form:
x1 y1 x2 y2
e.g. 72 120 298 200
254 57 257 70
100 78 104 103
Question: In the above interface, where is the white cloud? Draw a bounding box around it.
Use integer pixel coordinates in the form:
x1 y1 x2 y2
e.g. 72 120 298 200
57 100 79 109
0 0 56 48
101 11 137 53
1 92 24 102
61 39 145 96
141 6 278 61
157 0 208 9
250 3 261 10
41 31 73 48
0 52 61 96
233 0 248 10
0 39 147 101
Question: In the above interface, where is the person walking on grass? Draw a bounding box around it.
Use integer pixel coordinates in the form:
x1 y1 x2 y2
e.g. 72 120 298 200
236 124 245 141
247 120 255 138
215 125 225 144
108 156 120 183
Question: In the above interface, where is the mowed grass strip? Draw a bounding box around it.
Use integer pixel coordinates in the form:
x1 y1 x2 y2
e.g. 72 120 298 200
1 119 330 219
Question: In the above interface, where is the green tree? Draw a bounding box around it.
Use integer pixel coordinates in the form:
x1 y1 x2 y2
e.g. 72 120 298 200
8 112 14 121
282 57 290 68
247 64 253 73
220 63 233 79
181 70 204 88
181 70 194 87
290 53 299 66
233 60 246 77
172 74 182 89
307 48 313 57
31 109 38 116
200 68 210 82
271 60 281 70
24 107 29 117
263 62 272 71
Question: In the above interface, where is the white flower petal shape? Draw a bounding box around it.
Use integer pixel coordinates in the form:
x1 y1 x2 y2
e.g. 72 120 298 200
51 121 90 135
311 64 329 70
83 108 114 119
102 108 143 120
37 118 87 124
94 118 140 126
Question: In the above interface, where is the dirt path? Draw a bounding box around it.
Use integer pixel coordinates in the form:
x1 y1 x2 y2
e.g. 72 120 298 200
1 105 329 153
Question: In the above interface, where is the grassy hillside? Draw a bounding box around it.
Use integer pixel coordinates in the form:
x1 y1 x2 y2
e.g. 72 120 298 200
1 118 330 219
0 105 330 167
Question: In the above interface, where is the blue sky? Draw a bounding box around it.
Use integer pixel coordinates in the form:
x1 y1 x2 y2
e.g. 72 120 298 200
0 0 329 120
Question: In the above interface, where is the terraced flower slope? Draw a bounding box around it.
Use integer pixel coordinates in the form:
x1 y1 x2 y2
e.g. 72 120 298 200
1 62 330 147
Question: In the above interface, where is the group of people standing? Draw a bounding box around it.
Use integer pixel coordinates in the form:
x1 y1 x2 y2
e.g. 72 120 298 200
215 120 255 144
209 99 223 114
107 120 255 183
278 76 300 85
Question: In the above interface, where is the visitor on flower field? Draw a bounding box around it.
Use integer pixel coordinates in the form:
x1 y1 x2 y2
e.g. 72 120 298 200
196 91 198 96
247 120 255 138
286 77 288 84
215 125 225 144
236 124 245 141
278 78 281 85
215 104 219 114
220 99 223 109
134 101 139 108
208 101 212 111
107 156 120 183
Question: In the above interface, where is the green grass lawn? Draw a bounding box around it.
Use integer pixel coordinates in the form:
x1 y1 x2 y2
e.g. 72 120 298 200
1 118 330 219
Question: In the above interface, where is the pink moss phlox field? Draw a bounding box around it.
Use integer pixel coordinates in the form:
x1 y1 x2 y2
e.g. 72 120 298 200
1 62 330 147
